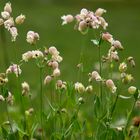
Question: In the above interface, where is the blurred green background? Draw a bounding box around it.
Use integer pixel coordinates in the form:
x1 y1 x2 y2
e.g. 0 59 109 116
0 0 140 131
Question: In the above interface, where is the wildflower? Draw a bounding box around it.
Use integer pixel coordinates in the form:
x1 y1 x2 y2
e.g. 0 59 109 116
26 31 39 44
4 2 12 13
6 64 22 77
56 80 67 90
61 14 74 25
9 27 18 41
4 17 14 29
75 82 85 93
119 62 127 72
22 51 33 62
51 61 59 69
0 18 4 26
44 75 52 85
121 73 134 84
32 50 44 59
102 32 113 43
48 46 59 56
6 92 14 105
1 11 10 19
78 20 87 31
95 8 106 17
22 82 30 96
52 54 63 63
53 68 61 77
127 56 135 67
86 85 93 93
98 17 108 29
112 40 123 50
90 71 102 81
15 14 25 24
106 79 117 93
128 86 136 94
0 95 5 102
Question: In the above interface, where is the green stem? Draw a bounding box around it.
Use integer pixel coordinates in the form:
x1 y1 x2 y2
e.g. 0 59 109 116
124 99 137 136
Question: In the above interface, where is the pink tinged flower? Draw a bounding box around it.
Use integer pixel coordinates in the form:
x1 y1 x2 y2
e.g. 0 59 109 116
51 61 59 69
44 75 52 85
102 32 113 43
99 17 108 29
111 51 119 62
112 40 123 50
1 11 10 19
128 86 137 94
15 14 26 24
26 31 39 44
53 68 61 77
91 71 102 81
4 2 12 13
48 46 59 56
95 8 106 17
9 27 18 41
80 8 88 17
61 15 74 25
78 20 87 31
22 51 33 62
106 79 117 93
0 95 5 102
6 64 22 77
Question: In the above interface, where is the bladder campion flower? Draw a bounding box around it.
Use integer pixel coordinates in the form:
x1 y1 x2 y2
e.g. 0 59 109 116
26 31 39 44
22 82 30 96
128 86 137 95
106 79 117 93
75 82 85 93
15 14 25 24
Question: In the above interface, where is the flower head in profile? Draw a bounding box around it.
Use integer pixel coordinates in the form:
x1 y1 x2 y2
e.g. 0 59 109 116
106 79 117 93
61 15 74 25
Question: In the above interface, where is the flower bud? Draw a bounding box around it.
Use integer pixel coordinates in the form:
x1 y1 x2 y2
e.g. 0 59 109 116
86 85 93 93
44 75 52 85
128 86 137 94
95 8 106 17
53 68 61 77
91 71 102 81
1 11 10 19
119 62 127 73
75 82 85 93
112 40 123 50
52 61 59 69
61 15 74 25
78 20 87 31
102 32 113 43
4 2 12 13
106 79 117 93
15 14 25 24
127 56 135 67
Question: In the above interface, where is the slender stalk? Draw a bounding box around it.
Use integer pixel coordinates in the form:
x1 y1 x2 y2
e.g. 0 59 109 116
39 67 44 138
0 27 9 68
124 99 137 135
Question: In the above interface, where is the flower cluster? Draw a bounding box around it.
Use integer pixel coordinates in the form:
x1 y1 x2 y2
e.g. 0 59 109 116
0 2 25 41
61 8 108 33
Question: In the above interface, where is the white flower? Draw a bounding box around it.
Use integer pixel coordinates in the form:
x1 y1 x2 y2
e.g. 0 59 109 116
53 68 61 77
1 11 10 19
112 40 123 50
9 27 18 41
22 51 33 62
15 14 26 24
22 82 30 96
52 55 63 63
95 8 106 17
91 71 102 81
86 85 93 93
61 14 74 25
128 86 137 94
119 62 127 73
75 82 85 93
102 32 113 43
6 92 14 105
26 31 39 44
4 2 12 13
51 61 59 69
106 79 117 93
48 46 59 56
44 75 52 85
32 50 44 59
4 18 14 29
